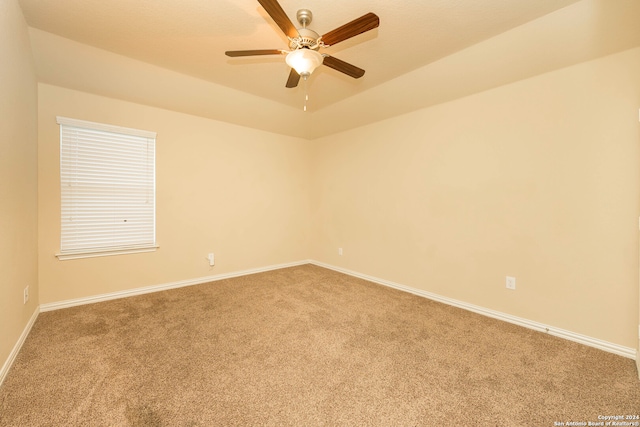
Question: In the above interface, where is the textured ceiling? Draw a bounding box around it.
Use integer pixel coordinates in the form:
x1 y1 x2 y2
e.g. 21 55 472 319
18 0 640 139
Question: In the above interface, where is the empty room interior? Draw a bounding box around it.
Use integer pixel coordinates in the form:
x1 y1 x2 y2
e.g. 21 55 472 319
2 0 640 424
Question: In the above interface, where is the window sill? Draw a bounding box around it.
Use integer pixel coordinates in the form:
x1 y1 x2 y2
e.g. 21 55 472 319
56 245 159 260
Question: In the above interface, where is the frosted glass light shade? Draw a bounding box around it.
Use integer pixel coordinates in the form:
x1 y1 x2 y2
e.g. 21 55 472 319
285 49 323 77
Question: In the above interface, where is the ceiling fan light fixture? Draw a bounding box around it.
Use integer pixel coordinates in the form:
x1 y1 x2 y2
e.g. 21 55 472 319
225 2 380 89
285 49 323 78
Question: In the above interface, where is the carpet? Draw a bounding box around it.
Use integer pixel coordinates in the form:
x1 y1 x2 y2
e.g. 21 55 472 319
1 264 638 425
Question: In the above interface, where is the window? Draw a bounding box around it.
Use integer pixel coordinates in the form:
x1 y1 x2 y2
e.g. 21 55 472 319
56 117 157 260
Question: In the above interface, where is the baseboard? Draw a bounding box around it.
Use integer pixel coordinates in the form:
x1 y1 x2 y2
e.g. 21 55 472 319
309 260 637 360
40 260 309 312
0 307 39 388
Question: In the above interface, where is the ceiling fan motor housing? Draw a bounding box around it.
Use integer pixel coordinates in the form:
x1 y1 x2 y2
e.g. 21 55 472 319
289 27 321 50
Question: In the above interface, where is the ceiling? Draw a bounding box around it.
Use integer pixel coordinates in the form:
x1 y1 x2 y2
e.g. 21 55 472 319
18 0 640 139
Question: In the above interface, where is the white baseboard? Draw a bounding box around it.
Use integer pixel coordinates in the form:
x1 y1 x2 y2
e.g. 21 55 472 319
40 260 309 312
309 260 637 360
0 307 39 388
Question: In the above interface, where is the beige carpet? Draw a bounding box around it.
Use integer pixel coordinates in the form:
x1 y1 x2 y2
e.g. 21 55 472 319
1 264 638 426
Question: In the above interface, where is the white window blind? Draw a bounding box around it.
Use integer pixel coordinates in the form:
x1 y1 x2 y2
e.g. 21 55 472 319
57 117 157 260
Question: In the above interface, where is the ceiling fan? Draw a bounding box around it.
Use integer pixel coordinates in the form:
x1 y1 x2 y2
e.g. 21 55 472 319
225 0 380 89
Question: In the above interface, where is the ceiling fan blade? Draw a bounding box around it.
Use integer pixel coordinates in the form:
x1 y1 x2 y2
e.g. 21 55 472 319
322 55 365 79
257 0 299 39
225 49 284 57
285 68 301 88
321 12 379 46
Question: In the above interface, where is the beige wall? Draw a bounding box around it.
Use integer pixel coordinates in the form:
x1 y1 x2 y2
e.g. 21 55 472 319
0 0 39 369
311 47 640 349
38 84 312 304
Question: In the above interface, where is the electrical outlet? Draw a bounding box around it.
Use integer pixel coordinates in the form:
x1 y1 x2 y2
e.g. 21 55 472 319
23 286 29 304
506 276 516 290
338 248 343 256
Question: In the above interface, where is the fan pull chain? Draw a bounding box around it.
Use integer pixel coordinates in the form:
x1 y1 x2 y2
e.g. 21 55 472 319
303 76 309 112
